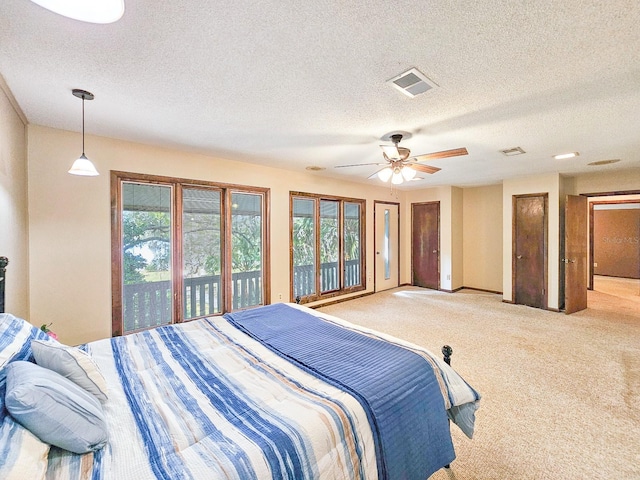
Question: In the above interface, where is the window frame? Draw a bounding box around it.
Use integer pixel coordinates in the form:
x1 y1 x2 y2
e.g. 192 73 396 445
111 171 270 336
289 191 366 303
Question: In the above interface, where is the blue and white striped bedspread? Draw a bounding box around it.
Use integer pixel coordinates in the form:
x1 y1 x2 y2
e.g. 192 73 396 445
47 310 378 479
45 304 479 480
225 303 455 480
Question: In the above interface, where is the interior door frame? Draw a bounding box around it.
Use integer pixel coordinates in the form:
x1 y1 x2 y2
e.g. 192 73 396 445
512 193 548 307
411 201 440 290
588 195 640 290
373 200 400 292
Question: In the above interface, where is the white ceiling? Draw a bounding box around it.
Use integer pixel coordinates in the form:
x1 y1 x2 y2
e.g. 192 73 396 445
1 0 639 189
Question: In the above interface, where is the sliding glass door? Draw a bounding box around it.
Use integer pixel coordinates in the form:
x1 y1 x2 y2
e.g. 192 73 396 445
112 172 269 336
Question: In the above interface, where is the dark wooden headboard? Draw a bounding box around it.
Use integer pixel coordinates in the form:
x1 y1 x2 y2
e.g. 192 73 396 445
0 256 7 314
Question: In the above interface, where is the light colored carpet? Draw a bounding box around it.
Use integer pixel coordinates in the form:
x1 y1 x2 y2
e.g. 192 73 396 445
318 279 640 479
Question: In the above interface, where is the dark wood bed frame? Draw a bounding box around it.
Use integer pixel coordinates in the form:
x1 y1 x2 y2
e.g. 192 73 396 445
0 256 7 314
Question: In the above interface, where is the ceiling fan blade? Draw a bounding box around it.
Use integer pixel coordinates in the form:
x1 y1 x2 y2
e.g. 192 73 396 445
409 147 468 162
334 162 386 168
408 163 441 174
380 144 401 160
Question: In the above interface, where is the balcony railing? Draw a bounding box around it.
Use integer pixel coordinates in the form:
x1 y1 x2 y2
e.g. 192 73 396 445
122 260 361 332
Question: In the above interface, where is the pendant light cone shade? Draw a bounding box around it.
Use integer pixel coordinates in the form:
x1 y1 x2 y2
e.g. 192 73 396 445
29 0 124 24
401 166 417 181
377 167 393 182
69 154 99 176
68 89 99 176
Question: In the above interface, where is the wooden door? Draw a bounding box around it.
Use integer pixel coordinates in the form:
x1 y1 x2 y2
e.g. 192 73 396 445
412 202 440 290
564 195 588 314
374 202 399 292
513 194 547 308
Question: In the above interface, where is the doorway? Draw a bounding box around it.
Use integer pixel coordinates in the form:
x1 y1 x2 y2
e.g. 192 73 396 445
587 192 640 310
513 194 548 309
412 202 440 290
374 202 399 292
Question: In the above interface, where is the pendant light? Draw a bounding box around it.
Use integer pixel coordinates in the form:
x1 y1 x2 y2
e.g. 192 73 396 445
68 89 99 176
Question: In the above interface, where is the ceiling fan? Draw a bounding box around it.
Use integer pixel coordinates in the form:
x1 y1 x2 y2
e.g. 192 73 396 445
335 133 468 184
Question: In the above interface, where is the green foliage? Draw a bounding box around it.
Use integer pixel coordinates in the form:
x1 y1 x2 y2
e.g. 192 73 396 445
231 213 262 272
122 211 170 284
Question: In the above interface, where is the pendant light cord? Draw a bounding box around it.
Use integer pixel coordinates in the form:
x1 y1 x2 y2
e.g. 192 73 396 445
82 96 85 155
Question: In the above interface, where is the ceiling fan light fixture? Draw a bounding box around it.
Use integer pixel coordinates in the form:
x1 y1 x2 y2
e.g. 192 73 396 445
391 172 404 185
30 0 124 23
377 167 393 182
401 166 417 181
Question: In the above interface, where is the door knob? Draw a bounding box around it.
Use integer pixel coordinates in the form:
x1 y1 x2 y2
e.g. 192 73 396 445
376 251 380 255
516 255 523 259
432 250 437 254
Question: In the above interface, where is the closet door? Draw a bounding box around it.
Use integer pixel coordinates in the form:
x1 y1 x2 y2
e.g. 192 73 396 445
412 202 440 290
513 194 548 309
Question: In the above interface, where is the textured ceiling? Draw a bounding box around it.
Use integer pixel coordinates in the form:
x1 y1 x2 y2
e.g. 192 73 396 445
1 0 639 188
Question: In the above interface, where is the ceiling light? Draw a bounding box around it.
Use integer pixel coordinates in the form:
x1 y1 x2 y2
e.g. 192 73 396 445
401 167 417 181
391 171 404 185
68 89 99 177
30 0 124 24
553 152 579 160
377 167 393 182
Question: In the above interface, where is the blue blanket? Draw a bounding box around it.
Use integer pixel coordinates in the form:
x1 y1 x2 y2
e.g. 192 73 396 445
225 304 455 480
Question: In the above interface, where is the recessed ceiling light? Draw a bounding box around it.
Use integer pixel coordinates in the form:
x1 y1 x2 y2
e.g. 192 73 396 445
500 147 526 156
553 152 579 160
305 166 325 171
30 0 125 24
588 159 620 166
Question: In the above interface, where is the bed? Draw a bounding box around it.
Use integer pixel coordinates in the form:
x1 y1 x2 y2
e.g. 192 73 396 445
1 291 479 480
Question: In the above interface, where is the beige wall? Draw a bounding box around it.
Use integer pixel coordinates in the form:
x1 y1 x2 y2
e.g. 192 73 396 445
0 80 29 318
575 168 640 195
27 124 401 345
463 184 503 292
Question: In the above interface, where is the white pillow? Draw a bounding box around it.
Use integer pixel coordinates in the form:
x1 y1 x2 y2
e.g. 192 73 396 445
0 415 50 480
31 340 108 402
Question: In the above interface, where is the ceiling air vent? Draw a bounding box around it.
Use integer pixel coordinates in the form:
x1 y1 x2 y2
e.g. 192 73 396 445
500 147 526 156
387 68 437 98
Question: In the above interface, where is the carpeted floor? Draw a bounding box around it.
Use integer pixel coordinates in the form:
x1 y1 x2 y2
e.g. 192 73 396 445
318 277 640 479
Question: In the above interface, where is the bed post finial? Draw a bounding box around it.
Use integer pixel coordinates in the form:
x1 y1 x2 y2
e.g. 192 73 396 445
442 345 452 365
0 256 8 314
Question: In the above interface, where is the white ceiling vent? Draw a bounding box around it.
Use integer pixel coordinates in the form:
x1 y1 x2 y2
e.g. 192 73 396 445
387 68 437 98
500 147 526 156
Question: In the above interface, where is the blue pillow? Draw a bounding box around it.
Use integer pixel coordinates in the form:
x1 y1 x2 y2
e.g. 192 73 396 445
31 340 108 403
4 361 108 454
0 314 55 423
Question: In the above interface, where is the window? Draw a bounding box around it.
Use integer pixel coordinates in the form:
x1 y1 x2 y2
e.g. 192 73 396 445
290 192 365 302
112 172 269 336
